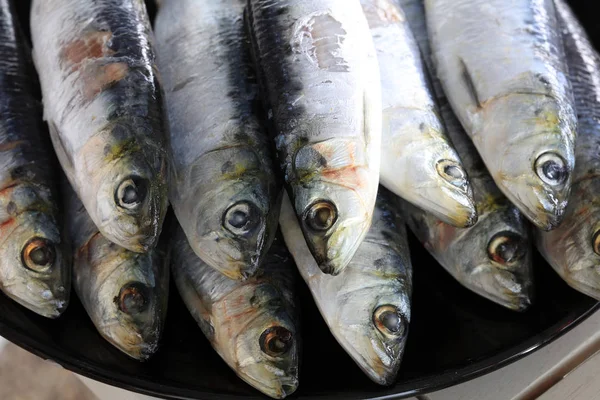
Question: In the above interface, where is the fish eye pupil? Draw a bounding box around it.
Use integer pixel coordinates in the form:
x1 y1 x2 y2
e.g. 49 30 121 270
373 305 406 337
229 210 249 229
380 310 401 333
436 160 466 186
542 160 566 182
444 164 464 180
488 231 526 265
30 246 53 266
306 200 337 231
535 152 568 186
122 184 139 204
115 176 148 209
260 327 293 357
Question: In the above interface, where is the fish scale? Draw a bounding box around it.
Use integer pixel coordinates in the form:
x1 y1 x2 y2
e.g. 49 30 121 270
247 0 382 275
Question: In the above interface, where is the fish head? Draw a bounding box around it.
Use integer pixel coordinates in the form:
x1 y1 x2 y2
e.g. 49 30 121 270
228 284 299 398
476 93 575 230
291 138 377 275
188 146 279 280
0 205 69 318
331 240 411 386
536 181 600 299
439 203 533 311
89 120 169 253
76 237 168 360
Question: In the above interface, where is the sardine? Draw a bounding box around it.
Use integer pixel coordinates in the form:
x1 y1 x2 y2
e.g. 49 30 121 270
280 189 411 385
400 0 534 311
171 228 299 399
154 0 280 280
536 1 600 300
246 0 382 275
0 0 69 318
360 0 476 228
30 0 169 253
425 0 577 230
64 182 169 360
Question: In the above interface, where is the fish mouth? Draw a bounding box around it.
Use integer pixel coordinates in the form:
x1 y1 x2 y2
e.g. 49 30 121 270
466 264 534 311
0 289 68 319
238 367 299 399
567 266 600 300
416 184 478 228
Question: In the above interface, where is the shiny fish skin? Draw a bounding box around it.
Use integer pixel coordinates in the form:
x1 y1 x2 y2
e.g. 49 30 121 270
246 0 382 275
280 189 411 385
171 228 299 399
536 1 600 300
360 0 476 228
0 0 70 318
30 0 169 253
64 183 169 360
155 0 280 280
400 0 534 311
425 0 577 230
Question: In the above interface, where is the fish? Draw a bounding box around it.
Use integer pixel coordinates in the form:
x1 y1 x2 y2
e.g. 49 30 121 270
154 0 280 280
0 0 70 318
280 189 411 385
536 0 600 300
425 0 577 230
246 0 382 275
30 0 170 253
171 227 299 399
360 0 476 228
399 0 534 311
64 182 169 360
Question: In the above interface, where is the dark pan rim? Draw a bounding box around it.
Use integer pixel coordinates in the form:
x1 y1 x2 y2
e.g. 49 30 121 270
0 302 597 400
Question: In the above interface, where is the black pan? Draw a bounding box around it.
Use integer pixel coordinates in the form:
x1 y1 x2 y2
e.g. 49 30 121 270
2 1 599 399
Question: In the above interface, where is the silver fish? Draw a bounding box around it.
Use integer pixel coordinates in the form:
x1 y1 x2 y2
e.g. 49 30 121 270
65 183 169 360
425 0 577 230
360 0 476 228
0 0 69 318
30 0 169 253
246 0 382 275
172 228 299 399
400 0 534 311
154 0 280 280
536 0 600 300
280 189 411 385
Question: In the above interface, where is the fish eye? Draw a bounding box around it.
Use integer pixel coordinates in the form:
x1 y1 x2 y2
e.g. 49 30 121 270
535 152 568 186
259 326 294 357
373 305 407 337
487 231 527 266
117 282 149 315
223 201 261 235
592 230 600 256
304 200 337 231
436 159 467 187
115 176 148 210
22 238 56 273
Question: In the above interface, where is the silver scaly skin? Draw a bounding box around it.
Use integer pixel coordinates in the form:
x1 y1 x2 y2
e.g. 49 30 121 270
425 0 577 230
0 0 70 318
399 0 534 311
30 0 169 253
171 228 299 399
361 0 476 228
64 183 169 360
154 0 280 280
246 0 382 275
280 189 411 385
536 0 600 300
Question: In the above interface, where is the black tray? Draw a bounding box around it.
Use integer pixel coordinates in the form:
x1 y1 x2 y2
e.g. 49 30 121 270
3 0 599 399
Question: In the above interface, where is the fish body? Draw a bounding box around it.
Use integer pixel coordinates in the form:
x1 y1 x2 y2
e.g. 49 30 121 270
172 228 299 399
280 189 411 385
65 183 169 360
360 0 476 228
0 0 69 318
30 0 169 253
246 0 382 275
155 0 280 280
425 0 576 230
400 0 534 311
536 0 600 300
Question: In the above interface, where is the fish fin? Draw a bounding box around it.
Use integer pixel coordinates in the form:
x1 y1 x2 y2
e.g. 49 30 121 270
459 58 482 109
